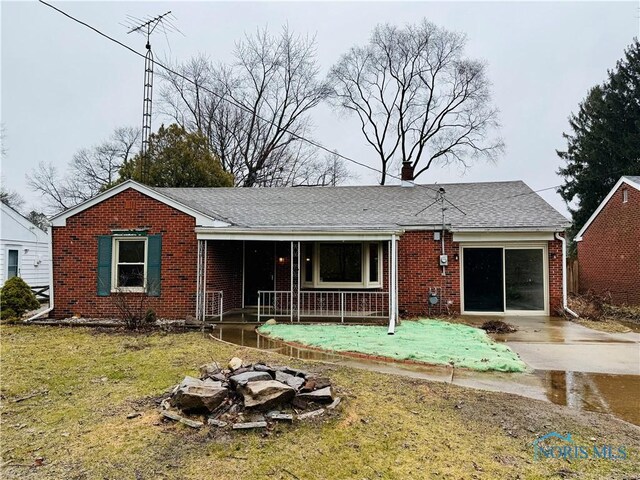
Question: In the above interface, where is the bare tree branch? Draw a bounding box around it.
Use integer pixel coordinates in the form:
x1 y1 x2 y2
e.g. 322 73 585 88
158 26 343 187
26 127 140 213
328 20 504 184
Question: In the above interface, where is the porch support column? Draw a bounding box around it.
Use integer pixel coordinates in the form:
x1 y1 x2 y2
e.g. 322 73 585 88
196 239 206 322
291 241 300 322
388 234 397 335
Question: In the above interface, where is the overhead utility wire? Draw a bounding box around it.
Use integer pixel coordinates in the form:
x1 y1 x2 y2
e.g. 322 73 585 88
46 1 607 218
42 0 636 218
42 0 622 222
39 1 445 193
39 0 473 218
445 164 639 215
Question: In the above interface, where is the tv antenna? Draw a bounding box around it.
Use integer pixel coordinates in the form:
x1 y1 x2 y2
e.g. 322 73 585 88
123 11 181 181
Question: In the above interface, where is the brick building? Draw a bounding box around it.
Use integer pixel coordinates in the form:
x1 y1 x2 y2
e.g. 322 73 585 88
49 178 570 331
575 176 640 305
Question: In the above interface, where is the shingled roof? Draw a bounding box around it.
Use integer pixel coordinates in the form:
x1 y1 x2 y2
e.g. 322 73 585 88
154 180 569 232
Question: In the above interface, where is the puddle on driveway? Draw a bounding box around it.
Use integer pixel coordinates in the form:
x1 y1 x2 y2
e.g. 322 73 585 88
211 324 640 426
538 371 640 426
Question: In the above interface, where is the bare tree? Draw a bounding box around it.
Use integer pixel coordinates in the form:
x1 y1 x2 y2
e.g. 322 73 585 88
26 211 49 232
159 26 340 187
27 127 140 213
328 20 504 184
290 150 358 187
0 185 25 211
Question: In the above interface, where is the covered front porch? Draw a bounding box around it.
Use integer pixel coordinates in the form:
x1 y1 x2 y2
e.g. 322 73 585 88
193 230 400 329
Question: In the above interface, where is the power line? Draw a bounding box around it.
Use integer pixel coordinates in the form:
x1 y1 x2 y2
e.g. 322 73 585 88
41 0 600 221
39 0 437 191
37 0 477 218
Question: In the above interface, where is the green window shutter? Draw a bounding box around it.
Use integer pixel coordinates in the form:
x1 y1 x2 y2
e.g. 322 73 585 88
147 235 162 297
97 236 112 296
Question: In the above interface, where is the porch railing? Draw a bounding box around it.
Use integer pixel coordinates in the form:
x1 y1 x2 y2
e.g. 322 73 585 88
258 290 389 322
204 290 223 322
257 290 292 322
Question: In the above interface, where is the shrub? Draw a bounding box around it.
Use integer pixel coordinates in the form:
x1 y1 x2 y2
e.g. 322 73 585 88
144 309 157 324
1 277 40 320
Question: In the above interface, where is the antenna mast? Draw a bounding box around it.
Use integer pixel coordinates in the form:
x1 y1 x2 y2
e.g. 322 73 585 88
125 11 175 182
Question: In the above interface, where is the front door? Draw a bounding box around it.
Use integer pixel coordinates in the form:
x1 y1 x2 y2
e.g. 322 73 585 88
244 241 274 306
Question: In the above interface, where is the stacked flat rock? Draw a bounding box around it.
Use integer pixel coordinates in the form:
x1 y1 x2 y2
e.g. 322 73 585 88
159 358 340 430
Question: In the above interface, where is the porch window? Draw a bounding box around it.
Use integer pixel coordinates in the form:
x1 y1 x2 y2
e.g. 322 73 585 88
320 243 362 283
303 242 382 288
112 238 147 291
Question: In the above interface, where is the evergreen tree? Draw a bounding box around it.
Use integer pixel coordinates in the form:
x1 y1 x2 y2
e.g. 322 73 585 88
557 39 640 252
119 124 234 188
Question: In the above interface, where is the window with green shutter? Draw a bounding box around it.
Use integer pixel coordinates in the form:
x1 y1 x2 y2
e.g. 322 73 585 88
97 234 162 296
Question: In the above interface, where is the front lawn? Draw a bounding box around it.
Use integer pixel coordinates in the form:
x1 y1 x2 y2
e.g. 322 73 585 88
1 325 638 479
260 319 527 372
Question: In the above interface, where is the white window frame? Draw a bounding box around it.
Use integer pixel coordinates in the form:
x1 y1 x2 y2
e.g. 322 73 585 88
623 189 629 203
302 242 382 289
6 246 20 280
111 237 148 293
460 242 549 316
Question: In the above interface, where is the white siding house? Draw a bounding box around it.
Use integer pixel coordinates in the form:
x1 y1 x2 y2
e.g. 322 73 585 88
0 202 50 288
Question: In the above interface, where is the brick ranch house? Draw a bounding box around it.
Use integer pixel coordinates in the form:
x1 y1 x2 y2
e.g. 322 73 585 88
46 178 570 332
575 176 640 305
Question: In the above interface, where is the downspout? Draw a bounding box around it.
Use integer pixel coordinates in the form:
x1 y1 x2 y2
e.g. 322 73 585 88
388 234 397 335
25 227 54 322
555 232 579 318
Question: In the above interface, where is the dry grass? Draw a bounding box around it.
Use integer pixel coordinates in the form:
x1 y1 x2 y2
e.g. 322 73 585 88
568 294 639 332
1 325 639 479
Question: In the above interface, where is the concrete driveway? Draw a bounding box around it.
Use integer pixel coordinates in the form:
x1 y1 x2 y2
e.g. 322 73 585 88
483 316 640 375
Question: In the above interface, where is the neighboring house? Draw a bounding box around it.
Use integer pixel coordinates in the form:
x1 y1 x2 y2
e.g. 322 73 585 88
48 176 570 326
575 176 640 305
0 202 50 288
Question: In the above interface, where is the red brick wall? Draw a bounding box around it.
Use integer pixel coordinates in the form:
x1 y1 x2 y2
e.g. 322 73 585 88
51 188 198 319
548 238 564 314
206 240 243 311
398 231 461 317
398 232 565 317
578 184 640 305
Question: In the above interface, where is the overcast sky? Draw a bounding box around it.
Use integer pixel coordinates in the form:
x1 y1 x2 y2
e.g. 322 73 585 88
2 1 638 216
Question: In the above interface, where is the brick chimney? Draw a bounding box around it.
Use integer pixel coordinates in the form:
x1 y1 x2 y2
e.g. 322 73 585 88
401 161 414 186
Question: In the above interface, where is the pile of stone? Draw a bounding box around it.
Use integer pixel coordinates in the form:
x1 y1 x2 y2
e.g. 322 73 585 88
159 357 341 430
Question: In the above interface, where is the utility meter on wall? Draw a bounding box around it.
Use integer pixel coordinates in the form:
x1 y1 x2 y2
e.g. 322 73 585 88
439 254 448 266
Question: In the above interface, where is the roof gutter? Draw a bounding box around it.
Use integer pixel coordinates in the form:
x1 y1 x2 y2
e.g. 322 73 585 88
555 232 578 318
25 228 54 322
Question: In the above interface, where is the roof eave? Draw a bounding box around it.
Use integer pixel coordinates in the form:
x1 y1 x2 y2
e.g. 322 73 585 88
49 180 230 228
574 176 639 240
